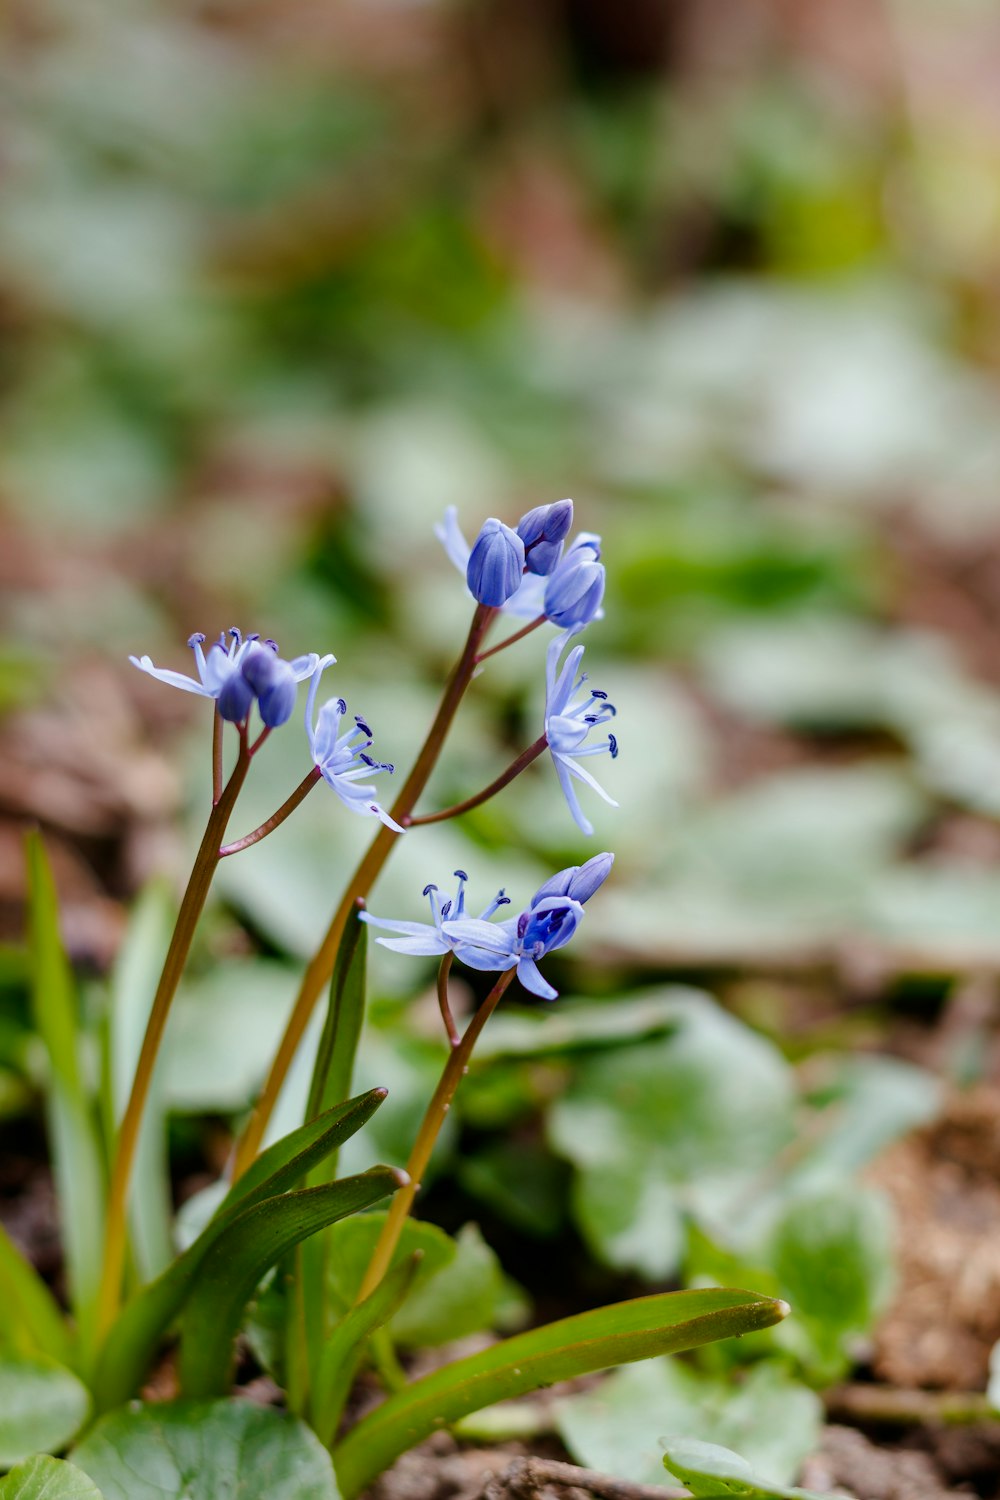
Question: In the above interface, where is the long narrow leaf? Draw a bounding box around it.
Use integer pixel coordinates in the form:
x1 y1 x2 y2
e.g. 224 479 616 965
0 1222 72 1365
306 911 367 1152
25 834 106 1360
92 1088 388 1412
179 1166 406 1397
104 881 175 1283
311 1253 422 1447
334 1287 789 1499
299 914 368 1412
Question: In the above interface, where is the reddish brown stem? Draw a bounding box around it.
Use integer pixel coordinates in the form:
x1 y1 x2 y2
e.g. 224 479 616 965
404 736 548 827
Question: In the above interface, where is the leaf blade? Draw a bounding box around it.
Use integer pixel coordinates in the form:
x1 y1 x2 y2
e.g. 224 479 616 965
92 1089 388 1412
333 1288 789 1499
178 1166 406 1397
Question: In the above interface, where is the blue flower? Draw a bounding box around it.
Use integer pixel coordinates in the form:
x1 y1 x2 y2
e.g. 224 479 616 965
360 858 612 1000
517 499 574 576
305 660 404 832
130 628 320 724
545 636 619 836
466 518 525 607
543 535 605 631
436 506 604 626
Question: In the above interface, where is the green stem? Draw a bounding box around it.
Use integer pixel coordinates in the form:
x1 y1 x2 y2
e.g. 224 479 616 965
356 967 515 1303
219 766 322 857
95 741 251 1341
404 736 547 827
231 604 498 1177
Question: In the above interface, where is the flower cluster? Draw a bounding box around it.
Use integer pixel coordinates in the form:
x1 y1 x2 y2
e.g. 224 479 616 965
130 628 320 728
436 499 606 632
128 499 618 857
361 854 613 999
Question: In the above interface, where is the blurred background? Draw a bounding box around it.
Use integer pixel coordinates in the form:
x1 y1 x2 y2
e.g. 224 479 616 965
7 1 1000 1465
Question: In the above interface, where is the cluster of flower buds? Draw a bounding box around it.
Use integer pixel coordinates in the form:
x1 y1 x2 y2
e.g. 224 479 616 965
437 499 606 633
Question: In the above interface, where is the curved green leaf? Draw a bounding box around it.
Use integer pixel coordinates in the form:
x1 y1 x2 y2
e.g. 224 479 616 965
661 1438 831 1499
312 1253 422 1447
93 1088 387 1412
72 1400 337 1500
26 835 106 1359
0 1455 104 1500
0 1357 91 1468
0 1223 72 1366
333 1287 789 1498
179 1166 405 1397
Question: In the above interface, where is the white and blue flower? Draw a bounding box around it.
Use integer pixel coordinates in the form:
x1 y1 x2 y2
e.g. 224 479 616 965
360 856 613 1000
305 659 404 832
544 635 618 836
130 628 320 725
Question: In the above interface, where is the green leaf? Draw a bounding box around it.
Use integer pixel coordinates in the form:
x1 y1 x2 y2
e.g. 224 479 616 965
25 835 106 1358
93 1089 388 1413
306 909 367 1138
325 1215 508 1350
333 1287 789 1499
0 1357 90 1467
104 881 175 1284
311 1254 422 1448
661 1438 831 1500
298 915 369 1417
548 997 794 1278
0 1222 72 1365
71 1400 338 1499
0 1456 104 1499
179 1166 405 1396
765 1184 894 1383
557 1360 821 1488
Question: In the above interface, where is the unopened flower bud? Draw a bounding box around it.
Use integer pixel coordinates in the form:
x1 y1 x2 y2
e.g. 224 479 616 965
242 644 298 727
531 851 614 907
517 499 574 576
466 518 525 607
544 536 605 630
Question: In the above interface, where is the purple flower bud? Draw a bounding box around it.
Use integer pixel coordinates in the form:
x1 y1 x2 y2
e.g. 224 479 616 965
216 662 255 722
531 852 614 908
517 499 574 576
517 895 583 958
544 538 605 630
241 644 298 727
466 518 526 607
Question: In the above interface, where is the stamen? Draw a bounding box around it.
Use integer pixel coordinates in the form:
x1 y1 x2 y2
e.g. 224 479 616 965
229 627 242 644
337 698 347 714
264 638 278 652
441 900 452 918
422 883 438 897
591 689 608 700
609 733 618 759
453 869 469 881
355 716 373 737
187 632 205 647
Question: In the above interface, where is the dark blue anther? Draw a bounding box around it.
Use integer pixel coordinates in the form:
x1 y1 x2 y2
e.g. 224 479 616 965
592 689 608 699
422 883 438 897
337 698 347 715
609 733 618 759
454 869 469 881
355 716 373 737
188 632 205 647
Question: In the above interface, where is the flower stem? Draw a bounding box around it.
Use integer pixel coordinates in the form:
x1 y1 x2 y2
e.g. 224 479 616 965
95 743 251 1342
436 953 459 1046
230 604 498 1178
212 709 223 806
356 967 515 1302
475 614 546 663
219 766 322 857
404 736 548 827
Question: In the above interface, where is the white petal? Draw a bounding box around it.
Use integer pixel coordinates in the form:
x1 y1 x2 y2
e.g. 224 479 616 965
376 935 451 956
434 506 471 572
129 657 213 696
552 752 594 837
517 957 558 1000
